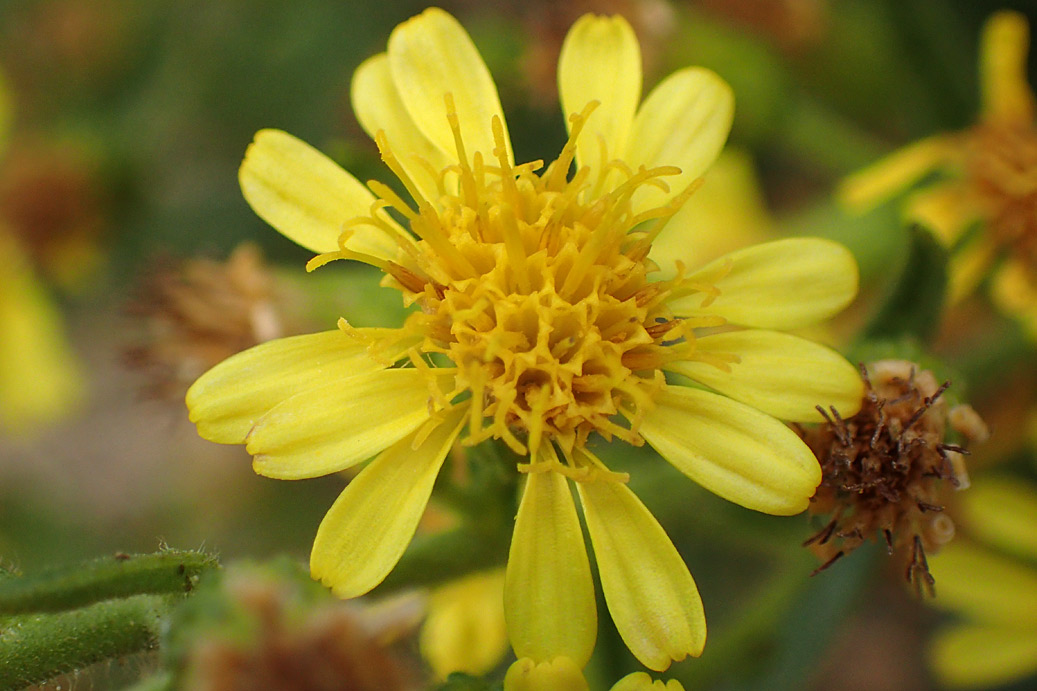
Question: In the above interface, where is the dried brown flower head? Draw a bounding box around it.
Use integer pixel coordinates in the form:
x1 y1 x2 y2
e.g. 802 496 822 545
124 244 294 399
801 360 989 596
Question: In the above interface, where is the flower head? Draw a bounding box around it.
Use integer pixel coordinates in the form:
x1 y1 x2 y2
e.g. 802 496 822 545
840 10 1037 338
188 7 862 672
801 360 988 596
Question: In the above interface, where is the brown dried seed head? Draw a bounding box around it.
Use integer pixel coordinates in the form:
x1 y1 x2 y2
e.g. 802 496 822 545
801 360 988 597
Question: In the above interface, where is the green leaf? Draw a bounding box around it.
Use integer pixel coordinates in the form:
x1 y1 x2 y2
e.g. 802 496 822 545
863 223 949 343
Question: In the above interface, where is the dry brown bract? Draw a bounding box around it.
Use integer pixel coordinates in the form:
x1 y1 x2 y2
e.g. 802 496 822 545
801 360 989 597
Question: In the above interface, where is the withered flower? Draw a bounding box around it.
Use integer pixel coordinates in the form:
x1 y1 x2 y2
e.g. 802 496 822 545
801 360 989 596
124 244 294 400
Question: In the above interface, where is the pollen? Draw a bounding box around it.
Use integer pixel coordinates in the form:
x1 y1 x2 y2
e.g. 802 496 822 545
318 100 715 461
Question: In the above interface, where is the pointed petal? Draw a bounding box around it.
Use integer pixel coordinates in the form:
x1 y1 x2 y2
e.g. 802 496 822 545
310 405 467 598
625 67 733 213
671 238 858 329
239 129 407 259
930 624 1037 689
186 330 390 444
577 479 705 671
506 470 596 667
246 368 437 479
640 385 820 514
388 8 511 166
980 10 1036 124
667 329 864 422
929 542 1037 625
352 53 454 202
838 135 954 212
558 14 641 178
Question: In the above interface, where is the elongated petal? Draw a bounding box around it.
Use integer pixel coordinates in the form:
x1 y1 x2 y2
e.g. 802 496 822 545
929 624 1037 689
671 238 858 329
558 14 640 179
246 368 436 479
649 149 773 279
959 477 1037 561
186 330 388 444
388 8 511 166
929 542 1037 625
667 330 863 422
239 129 405 259
506 470 596 667
904 183 978 246
980 10 1035 124
310 406 467 598
625 67 733 213
577 479 705 671
640 385 820 514
838 135 954 212
352 53 454 202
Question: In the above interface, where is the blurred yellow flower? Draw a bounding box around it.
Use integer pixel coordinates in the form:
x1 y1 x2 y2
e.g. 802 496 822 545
504 659 685 691
840 11 1037 338
0 71 83 434
420 569 508 680
188 8 862 672
927 477 1037 688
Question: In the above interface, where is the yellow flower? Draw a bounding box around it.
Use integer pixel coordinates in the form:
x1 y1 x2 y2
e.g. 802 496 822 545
927 477 1037 688
187 8 862 672
503 659 685 691
420 569 508 680
840 11 1037 338
0 70 83 434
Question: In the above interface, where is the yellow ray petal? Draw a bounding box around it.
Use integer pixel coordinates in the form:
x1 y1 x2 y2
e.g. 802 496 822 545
668 329 863 422
0 233 83 433
640 385 821 515
352 53 454 203
960 477 1037 561
387 8 511 167
505 469 596 667
558 14 641 184
611 673 685 691
649 148 774 278
310 405 467 598
929 542 1037 626
421 569 508 679
625 67 733 214
929 624 1037 689
672 238 858 329
979 10 1036 124
904 182 979 247
948 235 996 303
991 258 1037 339
576 479 705 671
186 330 394 444
246 367 438 479
504 657 589 691
838 135 955 212
239 129 407 259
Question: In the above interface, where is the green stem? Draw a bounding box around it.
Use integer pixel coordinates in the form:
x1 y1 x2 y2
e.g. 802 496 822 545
0 594 174 691
0 549 218 615
378 524 510 593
